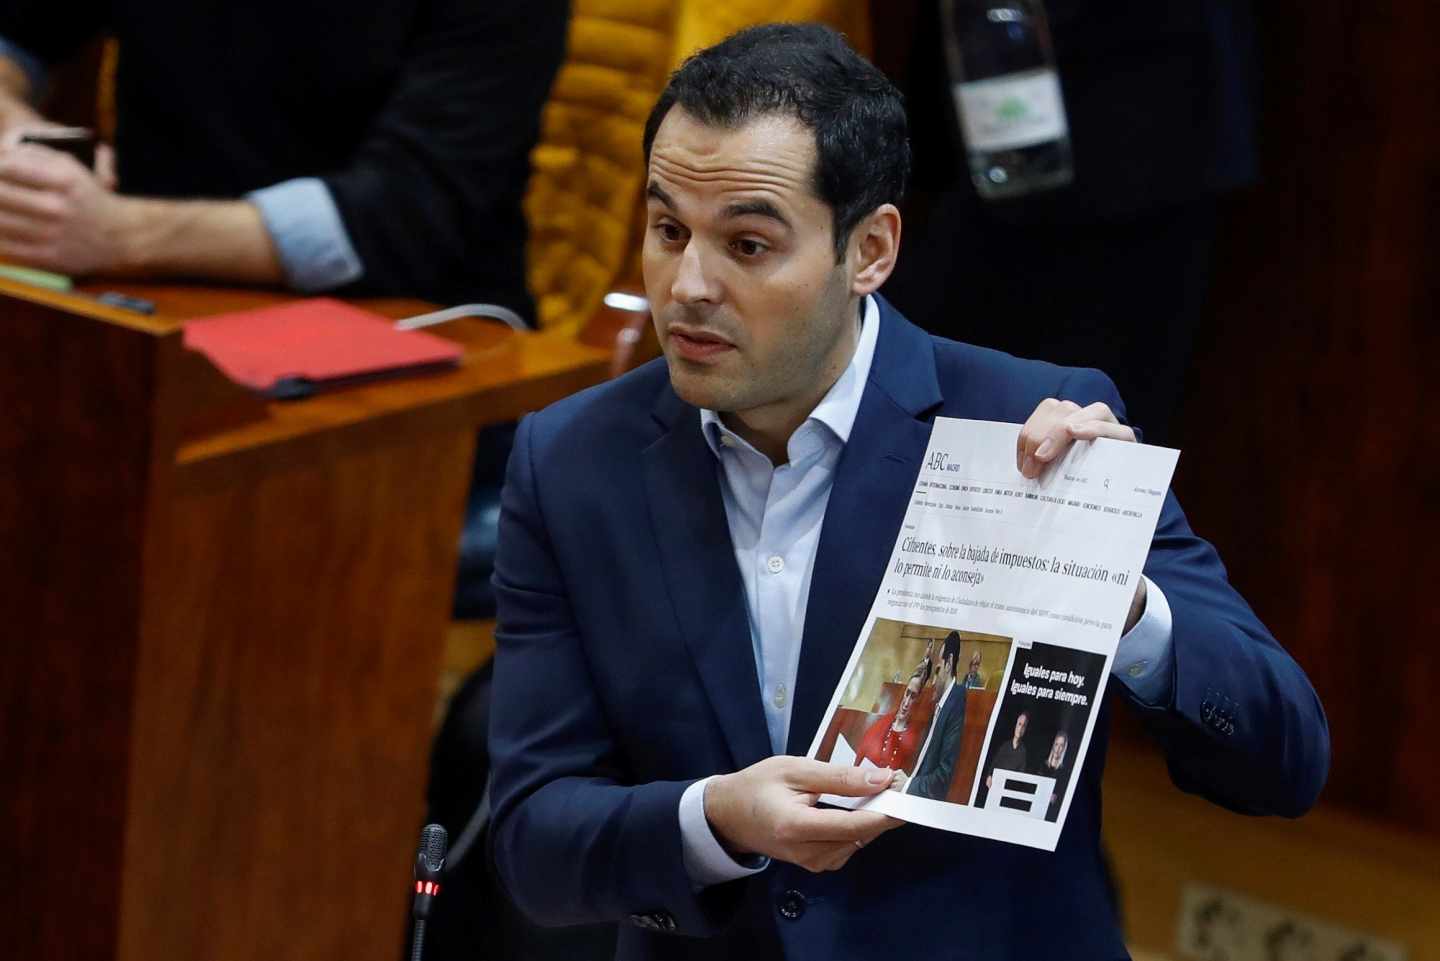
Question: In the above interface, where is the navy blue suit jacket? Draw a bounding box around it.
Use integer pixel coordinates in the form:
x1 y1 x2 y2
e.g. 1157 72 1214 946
488 297 1328 960
908 681 968 802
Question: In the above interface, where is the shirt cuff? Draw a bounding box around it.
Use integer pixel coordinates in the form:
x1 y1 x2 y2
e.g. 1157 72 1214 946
1111 575 1175 706
246 177 364 293
679 776 769 889
0 36 47 102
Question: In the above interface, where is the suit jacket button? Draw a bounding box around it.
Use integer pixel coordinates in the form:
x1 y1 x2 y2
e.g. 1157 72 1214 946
778 889 806 920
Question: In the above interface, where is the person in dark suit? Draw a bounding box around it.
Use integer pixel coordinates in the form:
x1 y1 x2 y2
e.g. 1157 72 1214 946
0 0 564 313
488 24 1328 961
898 631 969 801
985 711 1031 791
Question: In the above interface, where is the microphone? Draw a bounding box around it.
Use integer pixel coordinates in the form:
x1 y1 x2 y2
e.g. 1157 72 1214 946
410 824 448 961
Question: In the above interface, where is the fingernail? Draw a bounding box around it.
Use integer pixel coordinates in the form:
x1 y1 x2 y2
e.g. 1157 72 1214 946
866 769 891 786
1034 438 1054 460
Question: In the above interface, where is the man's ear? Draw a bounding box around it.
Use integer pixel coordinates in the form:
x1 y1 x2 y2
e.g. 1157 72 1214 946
850 203 902 297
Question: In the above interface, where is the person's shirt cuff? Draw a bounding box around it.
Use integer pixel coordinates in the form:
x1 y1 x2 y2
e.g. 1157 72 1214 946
679 776 769 889
246 177 364 292
1111 575 1174 706
0 36 47 101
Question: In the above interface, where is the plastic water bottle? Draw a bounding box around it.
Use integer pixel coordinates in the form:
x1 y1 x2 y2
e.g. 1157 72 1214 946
940 0 1074 199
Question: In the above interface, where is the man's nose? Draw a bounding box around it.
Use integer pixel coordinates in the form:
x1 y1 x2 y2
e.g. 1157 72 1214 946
671 240 720 305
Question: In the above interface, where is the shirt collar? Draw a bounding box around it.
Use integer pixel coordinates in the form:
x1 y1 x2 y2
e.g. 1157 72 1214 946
700 294 881 458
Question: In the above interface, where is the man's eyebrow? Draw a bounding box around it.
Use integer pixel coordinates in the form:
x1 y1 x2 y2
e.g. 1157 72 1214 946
722 199 791 228
645 183 792 228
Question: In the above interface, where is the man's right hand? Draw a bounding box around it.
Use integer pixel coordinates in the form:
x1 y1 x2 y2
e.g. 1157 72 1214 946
704 756 903 873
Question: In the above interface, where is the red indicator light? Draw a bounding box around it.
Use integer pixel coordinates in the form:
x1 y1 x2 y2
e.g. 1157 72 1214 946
424 882 434 895
434 884 441 895
415 881 423 894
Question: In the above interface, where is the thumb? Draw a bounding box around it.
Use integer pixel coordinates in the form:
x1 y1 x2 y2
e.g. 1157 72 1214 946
791 760 895 797
95 143 117 190
1 118 63 151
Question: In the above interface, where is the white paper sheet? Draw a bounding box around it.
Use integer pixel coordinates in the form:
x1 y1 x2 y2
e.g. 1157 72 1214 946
807 418 1177 850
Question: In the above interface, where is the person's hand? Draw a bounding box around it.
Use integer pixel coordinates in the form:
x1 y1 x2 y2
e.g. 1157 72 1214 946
704 756 903 872
1017 398 1148 629
0 122 117 190
0 144 133 274
888 771 909 793
1016 398 1135 479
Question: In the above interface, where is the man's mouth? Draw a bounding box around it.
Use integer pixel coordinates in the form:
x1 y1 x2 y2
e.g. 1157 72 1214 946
667 325 735 362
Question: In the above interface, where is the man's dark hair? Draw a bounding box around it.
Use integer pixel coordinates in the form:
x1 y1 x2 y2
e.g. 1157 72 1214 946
642 22 911 261
941 631 961 676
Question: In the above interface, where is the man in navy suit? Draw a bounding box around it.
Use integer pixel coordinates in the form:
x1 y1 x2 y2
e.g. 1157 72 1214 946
899 631 969 802
488 23 1328 961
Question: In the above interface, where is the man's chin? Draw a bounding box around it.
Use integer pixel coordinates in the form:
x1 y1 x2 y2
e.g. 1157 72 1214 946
667 365 743 413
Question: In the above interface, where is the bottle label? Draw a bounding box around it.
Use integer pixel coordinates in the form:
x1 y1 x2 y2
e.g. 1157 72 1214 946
955 69 1069 152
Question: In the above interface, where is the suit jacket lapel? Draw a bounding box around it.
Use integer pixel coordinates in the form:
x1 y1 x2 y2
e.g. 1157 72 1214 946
786 298 944 756
643 389 773 771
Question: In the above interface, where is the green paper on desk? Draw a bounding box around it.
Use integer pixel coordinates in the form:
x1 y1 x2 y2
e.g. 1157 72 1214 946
0 263 74 291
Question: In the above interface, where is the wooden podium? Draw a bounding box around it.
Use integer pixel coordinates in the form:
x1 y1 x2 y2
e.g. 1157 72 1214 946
0 279 610 961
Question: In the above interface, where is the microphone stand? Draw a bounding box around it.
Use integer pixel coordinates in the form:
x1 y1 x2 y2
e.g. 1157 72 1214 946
411 824 448 961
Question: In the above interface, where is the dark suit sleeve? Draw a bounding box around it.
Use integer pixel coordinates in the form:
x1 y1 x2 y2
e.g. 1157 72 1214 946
909 692 965 801
1059 367 1330 816
322 0 567 311
487 413 742 933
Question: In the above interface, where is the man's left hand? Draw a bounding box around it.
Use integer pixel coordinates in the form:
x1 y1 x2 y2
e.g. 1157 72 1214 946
1016 398 1146 631
0 144 132 274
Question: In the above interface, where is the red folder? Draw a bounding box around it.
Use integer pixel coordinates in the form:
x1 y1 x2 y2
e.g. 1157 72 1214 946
183 298 464 398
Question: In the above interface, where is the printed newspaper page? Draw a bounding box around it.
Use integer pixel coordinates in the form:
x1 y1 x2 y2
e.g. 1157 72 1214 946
807 418 1178 851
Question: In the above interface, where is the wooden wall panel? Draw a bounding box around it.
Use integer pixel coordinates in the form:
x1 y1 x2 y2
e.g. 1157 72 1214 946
1172 1 1440 834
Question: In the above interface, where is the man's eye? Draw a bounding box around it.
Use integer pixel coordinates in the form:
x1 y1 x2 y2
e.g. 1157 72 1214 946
655 223 685 244
731 238 767 258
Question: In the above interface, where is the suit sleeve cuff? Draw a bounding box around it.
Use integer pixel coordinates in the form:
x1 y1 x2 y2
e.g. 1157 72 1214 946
246 177 364 292
679 776 769 889
1112 575 1175 706
0 36 47 101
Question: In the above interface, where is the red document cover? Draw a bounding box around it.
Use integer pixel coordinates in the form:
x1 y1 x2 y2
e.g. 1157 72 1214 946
183 298 463 397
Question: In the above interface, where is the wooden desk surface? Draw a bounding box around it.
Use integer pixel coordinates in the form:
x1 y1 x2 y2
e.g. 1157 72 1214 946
62 282 613 480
